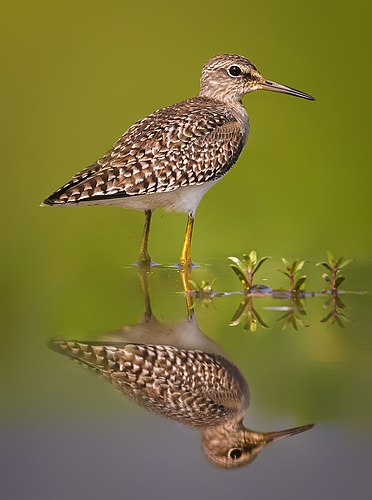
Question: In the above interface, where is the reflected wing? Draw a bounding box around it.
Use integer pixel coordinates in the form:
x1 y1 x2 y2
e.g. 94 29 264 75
50 340 246 427
43 98 244 205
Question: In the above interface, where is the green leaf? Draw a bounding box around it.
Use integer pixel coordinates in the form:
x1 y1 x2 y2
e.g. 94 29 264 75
335 276 345 288
229 317 242 327
338 313 351 323
252 256 271 276
230 300 247 326
321 311 334 323
248 317 257 332
277 311 291 321
323 298 331 308
252 306 270 329
338 259 353 269
296 317 305 328
294 275 307 291
230 266 248 286
335 256 344 267
335 295 346 309
290 260 298 273
327 251 335 265
334 315 345 328
228 256 245 271
317 262 332 271
229 257 248 282
281 257 290 268
278 270 291 278
295 260 306 273
249 250 257 264
242 253 250 266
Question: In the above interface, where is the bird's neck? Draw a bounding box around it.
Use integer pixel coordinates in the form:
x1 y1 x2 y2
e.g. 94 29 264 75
199 86 244 106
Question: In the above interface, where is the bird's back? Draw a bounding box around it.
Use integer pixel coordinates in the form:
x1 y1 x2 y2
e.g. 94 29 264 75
43 97 246 207
51 339 248 427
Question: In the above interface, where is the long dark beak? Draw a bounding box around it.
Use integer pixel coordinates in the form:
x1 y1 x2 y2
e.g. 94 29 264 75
263 423 314 443
261 79 315 101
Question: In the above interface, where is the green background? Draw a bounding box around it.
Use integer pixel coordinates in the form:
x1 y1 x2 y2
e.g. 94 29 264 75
2 0 372 437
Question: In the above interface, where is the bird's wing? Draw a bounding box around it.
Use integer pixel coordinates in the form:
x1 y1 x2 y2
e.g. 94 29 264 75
50 339 245 427
43 98 244 205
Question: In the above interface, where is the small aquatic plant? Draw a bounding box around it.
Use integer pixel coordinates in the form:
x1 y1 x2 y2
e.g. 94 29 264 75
279 258 307 294
227 250 357 331
317 252 352 326
317 251 352 293
229 251 270 290
320 293 348 327
188 279 216 308
230 296 270 332
276 296 308 331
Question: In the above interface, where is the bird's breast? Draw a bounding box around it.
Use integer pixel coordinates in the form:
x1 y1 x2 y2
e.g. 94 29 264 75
231 104 250 145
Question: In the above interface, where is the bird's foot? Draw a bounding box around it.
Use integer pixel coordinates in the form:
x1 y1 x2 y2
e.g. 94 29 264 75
178 258 195 271
137 252 152 271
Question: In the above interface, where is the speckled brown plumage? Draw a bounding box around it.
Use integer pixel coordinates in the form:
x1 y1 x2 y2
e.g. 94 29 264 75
51 340 247 427
43 53 313 210
51 336 313 469
43 97 244 206
42 53 313 264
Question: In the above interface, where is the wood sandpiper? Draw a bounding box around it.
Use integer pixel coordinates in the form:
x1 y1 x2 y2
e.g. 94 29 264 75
50 267 313 469
51 338 313 468
42 54 314 266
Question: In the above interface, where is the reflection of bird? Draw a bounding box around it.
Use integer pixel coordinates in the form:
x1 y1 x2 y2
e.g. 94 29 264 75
50 267 313 468
51 340 312 469
42 54 314 266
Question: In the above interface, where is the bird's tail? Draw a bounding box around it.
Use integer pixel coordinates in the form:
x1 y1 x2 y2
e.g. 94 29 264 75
41 162 102 206
49 338 123 374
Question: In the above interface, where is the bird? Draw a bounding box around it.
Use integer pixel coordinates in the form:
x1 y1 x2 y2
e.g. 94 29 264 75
50 339 313 469
42 53 314 266
49 266 313 469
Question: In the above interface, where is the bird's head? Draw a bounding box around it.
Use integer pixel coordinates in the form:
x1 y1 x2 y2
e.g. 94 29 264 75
201 420 314 469
199 53 314 103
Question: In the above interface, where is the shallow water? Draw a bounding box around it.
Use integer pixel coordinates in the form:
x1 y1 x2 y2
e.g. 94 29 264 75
2 256 371 499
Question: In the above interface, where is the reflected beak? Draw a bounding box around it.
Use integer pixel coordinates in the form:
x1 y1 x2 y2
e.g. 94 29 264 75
260 79 315 101
264 423 315 443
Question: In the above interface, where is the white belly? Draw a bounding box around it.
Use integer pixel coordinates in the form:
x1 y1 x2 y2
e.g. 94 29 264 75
80 179 221 215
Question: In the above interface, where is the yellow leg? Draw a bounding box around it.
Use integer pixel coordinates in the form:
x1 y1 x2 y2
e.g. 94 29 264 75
180 213 194 267
137 263 152 322
180 265 194 314
139 210 152 266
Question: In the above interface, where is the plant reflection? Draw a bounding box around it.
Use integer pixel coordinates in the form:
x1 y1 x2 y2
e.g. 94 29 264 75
318 252 352 327
50 267 313 469
226 251 360 331
230 293 270 332
320 292 348 327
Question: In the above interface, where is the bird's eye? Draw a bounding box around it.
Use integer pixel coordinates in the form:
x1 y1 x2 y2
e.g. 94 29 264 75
228 448 242 460
228 66 242 77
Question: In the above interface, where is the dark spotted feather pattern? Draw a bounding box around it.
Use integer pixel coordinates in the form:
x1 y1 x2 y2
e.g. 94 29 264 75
44 97 244 205
51 340 246 427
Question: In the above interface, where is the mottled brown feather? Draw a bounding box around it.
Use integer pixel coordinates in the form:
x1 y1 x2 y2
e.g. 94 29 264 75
50 340 246 427
44 97 244 205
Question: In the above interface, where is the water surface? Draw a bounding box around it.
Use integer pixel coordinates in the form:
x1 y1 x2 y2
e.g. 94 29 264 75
2 257 371 499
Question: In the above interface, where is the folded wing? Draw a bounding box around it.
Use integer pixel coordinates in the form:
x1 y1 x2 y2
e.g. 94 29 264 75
43 97 244 205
